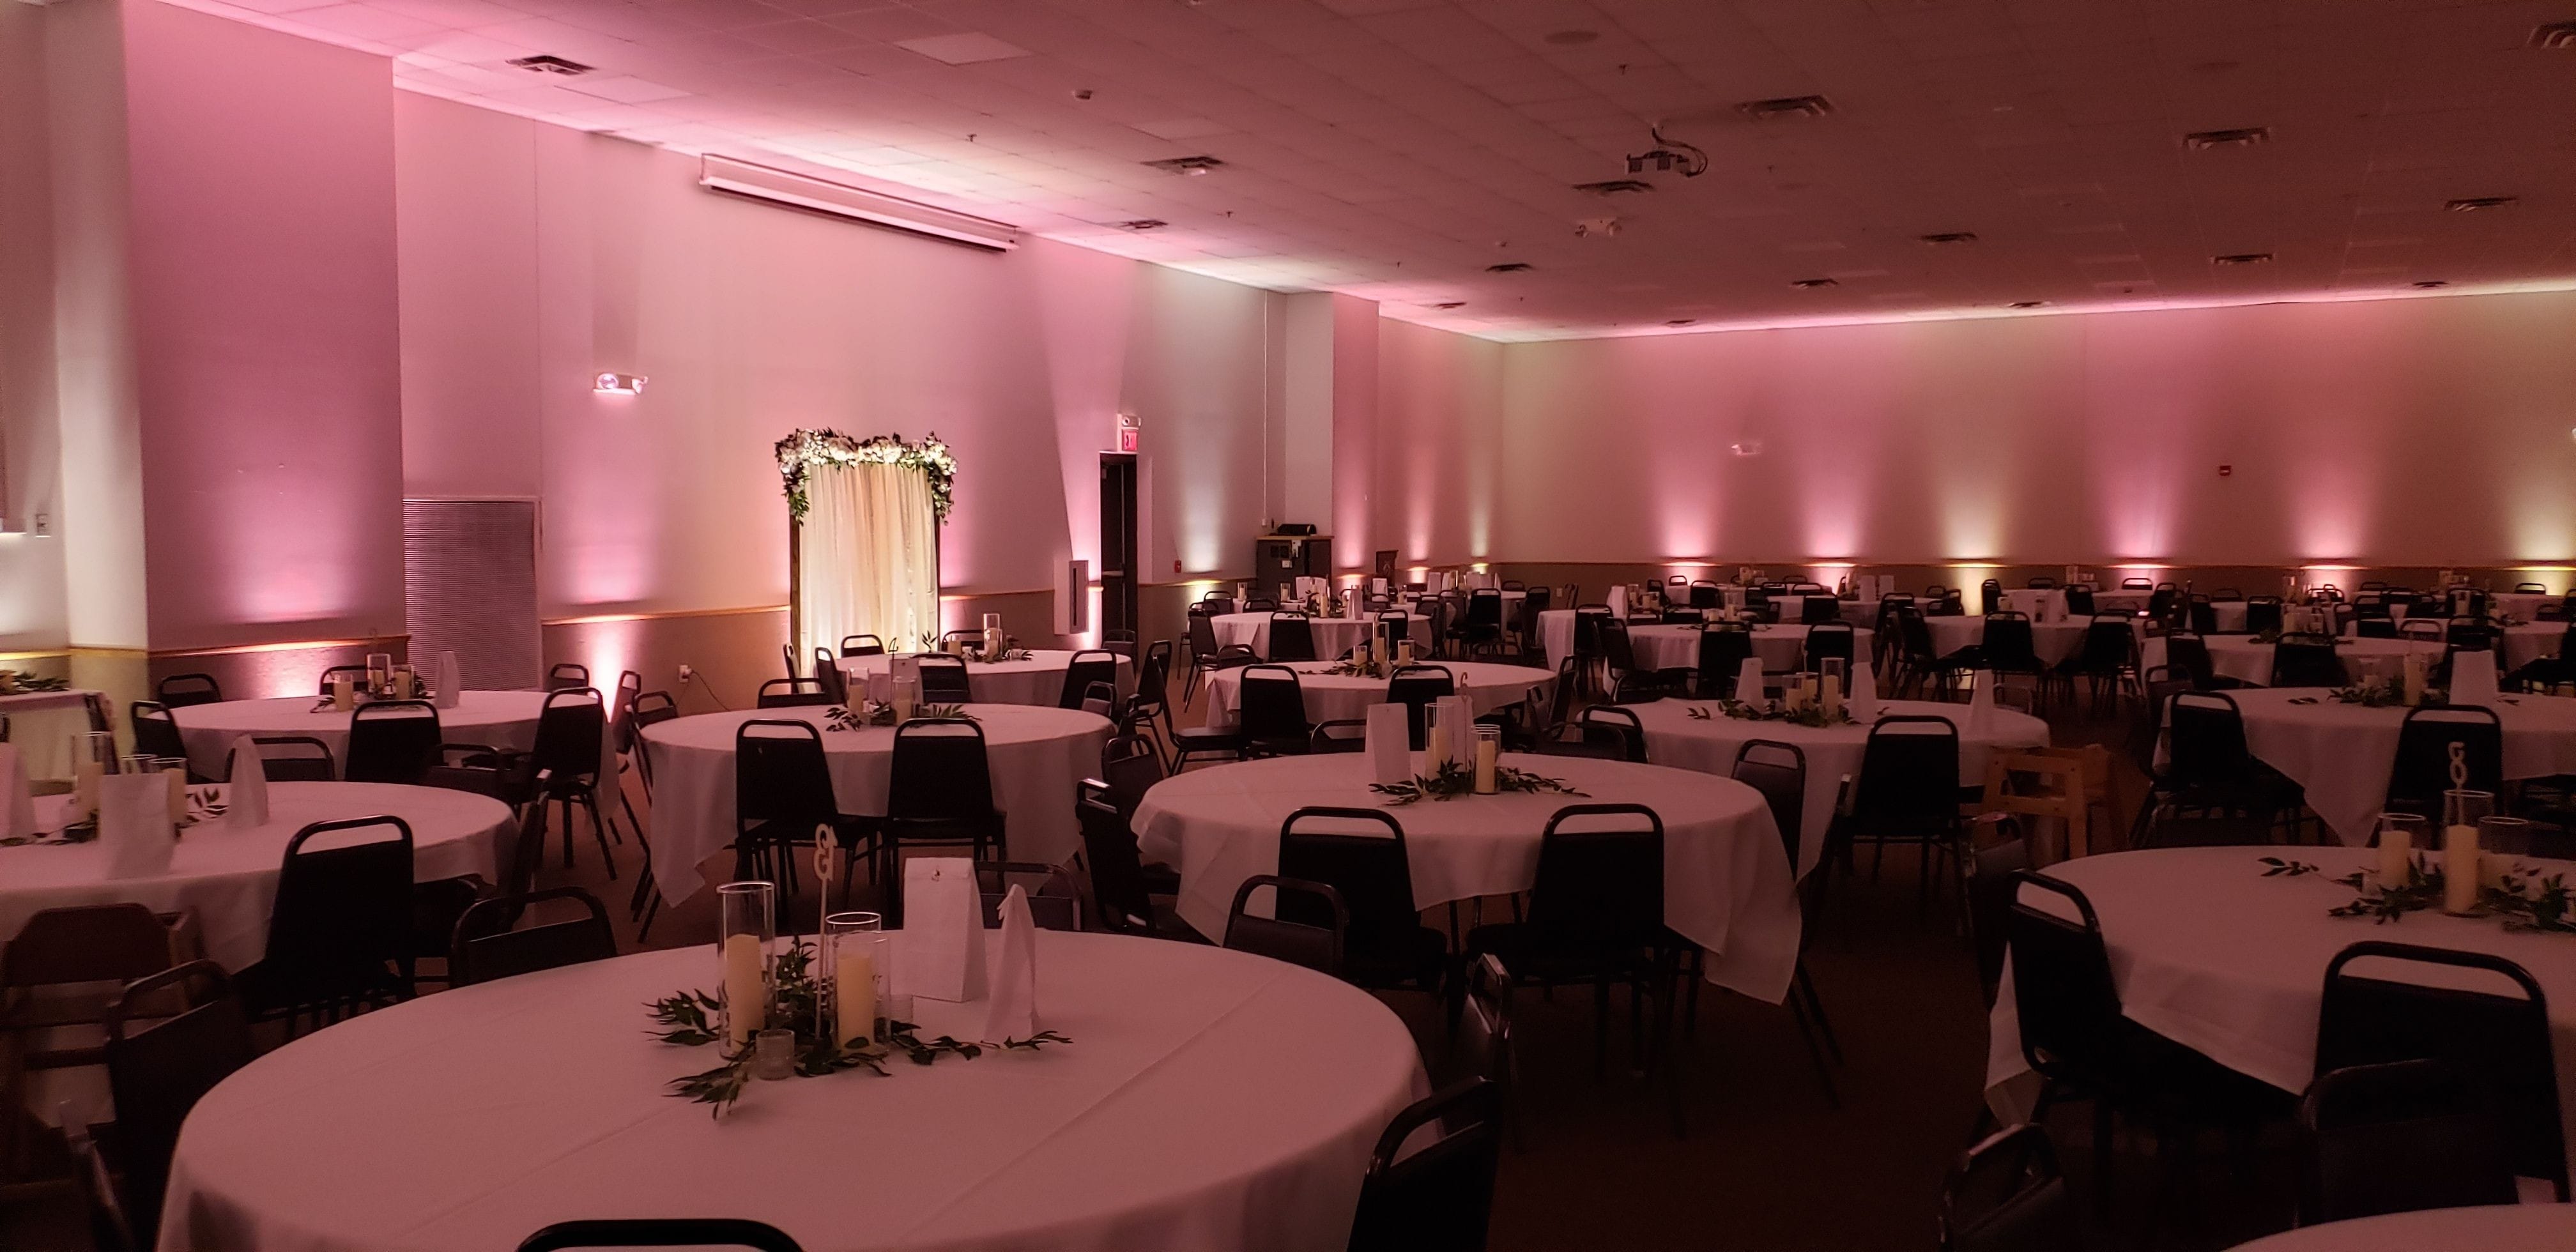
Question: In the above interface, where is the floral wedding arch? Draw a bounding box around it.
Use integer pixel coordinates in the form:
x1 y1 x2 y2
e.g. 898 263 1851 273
778 429 955 661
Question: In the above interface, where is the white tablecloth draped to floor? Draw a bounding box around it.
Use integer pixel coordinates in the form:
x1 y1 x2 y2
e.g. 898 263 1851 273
158 933 1426 1252
1132 753 1802 1002
1211 613 1430 660
838 651 1130 708
1986 848 2576 1186
1200 661 1549 730
1625 698 2051 880
0 782 507 968
1924 615 2125 668
171 691 554 780
639 706 1108 906
2140 636 2442 688
2223 1203 2576 1251
0 689 109 779
2217 687 2576 844
1536 611 1871 673
2504 622 2568 671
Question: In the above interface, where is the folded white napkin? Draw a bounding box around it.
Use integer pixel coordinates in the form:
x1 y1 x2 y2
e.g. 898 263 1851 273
434 650 463 709
900 857 986 1002
982 885 1039 1041
2451 648 2500 705
1968 670 1998 733
0 744 35 842
1367 703 1411 785
225 737 270 828
1735 657 1767 702
1848 660 1880 722
100 772 176 880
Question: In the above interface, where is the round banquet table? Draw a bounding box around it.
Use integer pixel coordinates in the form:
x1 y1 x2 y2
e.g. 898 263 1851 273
2224 1203 2576 1250
171 691 553 781
640 705 1109 906
1131 752 1801 1002
157 933 1427 1252
1210 613 1428 660
1200 660 1548 729
1986 847 2576 1187
1625 698 2051 880
1924 614 2124 668
1536 611 1872 673
2221 687 2576 844
2141 634 2441 687
2092 589 2154 614
2504 621 2568 671
0 782 507 969
837 650 1130 708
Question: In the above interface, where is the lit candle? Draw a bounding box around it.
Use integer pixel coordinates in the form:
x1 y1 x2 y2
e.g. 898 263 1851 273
835 942 876 1047
1474 735 1498 794
165 768 187 824
721 932 767 1046
1821 674 1843 719
2401 654 2425 707
73 761 102 820
1424 723 1446 778
2377 823 2413 890
332 675 355 712
2442 824 2480 913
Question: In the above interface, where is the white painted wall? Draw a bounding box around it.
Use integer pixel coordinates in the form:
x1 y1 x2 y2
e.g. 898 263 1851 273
0 4 67 651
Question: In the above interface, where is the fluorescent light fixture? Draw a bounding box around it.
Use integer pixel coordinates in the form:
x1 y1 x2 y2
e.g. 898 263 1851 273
594 372 647 395
700 155 1020 252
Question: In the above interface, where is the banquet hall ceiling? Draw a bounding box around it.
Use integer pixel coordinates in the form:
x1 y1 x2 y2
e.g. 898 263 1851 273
174 0 2576 339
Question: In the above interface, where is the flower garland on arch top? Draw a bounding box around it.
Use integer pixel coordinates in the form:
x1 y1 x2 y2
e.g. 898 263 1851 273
774 429 958 525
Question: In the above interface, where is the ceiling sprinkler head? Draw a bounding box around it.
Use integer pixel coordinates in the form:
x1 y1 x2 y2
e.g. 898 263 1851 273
1574 217 1621 238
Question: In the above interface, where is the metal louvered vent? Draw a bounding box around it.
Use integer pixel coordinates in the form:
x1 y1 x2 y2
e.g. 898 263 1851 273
404 498 540 691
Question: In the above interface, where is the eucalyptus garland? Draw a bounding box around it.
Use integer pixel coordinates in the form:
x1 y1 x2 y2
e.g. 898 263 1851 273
2261 855 2576 935
0 669 68 695
1369 760 1587 805
775 429 958 524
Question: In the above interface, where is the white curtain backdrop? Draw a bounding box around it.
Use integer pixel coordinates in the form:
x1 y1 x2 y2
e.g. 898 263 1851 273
798 460 940 660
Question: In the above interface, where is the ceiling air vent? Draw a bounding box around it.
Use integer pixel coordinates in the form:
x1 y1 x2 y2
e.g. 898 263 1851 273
2007 300 2048 309
1115 219 1167 231
1919 232 1979 245
1790 277 1837 289
1664 318 1698 326
1573 179 1655 196
2182 126 2269 150
1485 262 1531 273
2211 252 2273 266
1739 95 1834 121
506 54 594 75
1431 301 1466 309
2446 196 2517 211
1142 155 1224 176
2412 280 2450 289
2531 20 2576 48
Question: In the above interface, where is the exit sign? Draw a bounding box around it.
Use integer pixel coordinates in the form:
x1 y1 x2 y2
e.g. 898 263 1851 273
1116 412 1140 453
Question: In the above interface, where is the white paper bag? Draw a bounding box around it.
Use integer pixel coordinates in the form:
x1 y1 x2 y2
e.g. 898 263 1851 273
0 745 36 843
1367 703 1412 785
864 669 893 706
1606 584 1627 618
1968 670 1998 733
1735 657 1768 702
2451 649 2500 706
982 885 1039 1041
100 773 176 880
434 650 463 710
225 737 271 828
1370 577 1388 596
1847 660 1880 722
900 858 986 1003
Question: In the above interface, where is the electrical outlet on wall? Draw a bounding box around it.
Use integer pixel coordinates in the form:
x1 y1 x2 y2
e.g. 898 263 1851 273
678 663 694 681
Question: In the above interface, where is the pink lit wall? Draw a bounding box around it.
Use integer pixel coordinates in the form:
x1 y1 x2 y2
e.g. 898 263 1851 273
0 1 66 652
121 1 406 650
1441 292 2576 569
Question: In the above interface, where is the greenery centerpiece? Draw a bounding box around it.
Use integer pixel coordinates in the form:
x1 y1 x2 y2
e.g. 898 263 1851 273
1369 759 1588 805
775 429 958 525
1684 700 1856 728
0 670 70 695
2323 678 2446 708
2262 855 2576 935
1314 657 1392 679
824 703 972 731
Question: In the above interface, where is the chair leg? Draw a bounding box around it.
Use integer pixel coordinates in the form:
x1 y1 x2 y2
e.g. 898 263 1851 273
1786 988 1841 1109
1796 961 1843 1065
580 787 617 880
558 796 577 868
2092 1097 2118 1218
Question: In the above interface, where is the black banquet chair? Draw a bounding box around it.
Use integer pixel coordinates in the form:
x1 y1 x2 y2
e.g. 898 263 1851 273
1344 1079 1504 1252
877 719 1008 917
153 673 222 708
2298 1058 2517 1225
343 700 442 785
519 1219 805 1252
100 961 256 1241
234 816 417 1033
1939 1122 2081 1252
1223 874 1347 975
1276 807 1446 994
450 887 619 986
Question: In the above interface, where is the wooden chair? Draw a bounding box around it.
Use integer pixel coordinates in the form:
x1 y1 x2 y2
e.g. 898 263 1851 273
1978 747 2112 862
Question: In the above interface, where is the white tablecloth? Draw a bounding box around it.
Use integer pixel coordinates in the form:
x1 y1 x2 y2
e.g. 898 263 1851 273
1536 611 1871 673
0 782 507 968
639 706 1108 906
158 934 1425 1252
0 688 109 779
1200 662 1549 730
2225 1203 2576 1250
2141 634 2442 687
1132 753 1801 1002
1625 698 2050 880
1986 848 2576 1185
2504 622 2568 670
838 652 1130 708
1211 614 1429 660
2220 687 2576 844
1926 615 2124 667
2094 590 2155 613
171 691 553 780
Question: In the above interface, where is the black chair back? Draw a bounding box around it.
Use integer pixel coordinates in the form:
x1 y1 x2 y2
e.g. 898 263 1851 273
1802 622 1855 670
1268 613 1316 662
1850 716 1960 832
452 887 617 985
756 677 834 708
316 664 369 695
1100 735 1165 822
2386 706 2504 818
1523 804 1664 951
1981 615 2039 670
545 662 590 692
1224 874 1347 975
2317 941 2566 1198
1347 1080 1503 1252
1939 1122 2078 1252
811 651 847 705
976 862 1082 931
1277 807 1419 959
249 735 335 782
2004 873 2125 1087
1310 719 1369 753
155 673 222 708
1387 665 1454 750
2272 636 2344 687
1731 740 1805 868
886 718 997 823
914 655 973 703
1695 627 1754 699
1979 579 2001 616
2188 597 2219 636
839 634 885 658
2073 618 2133 673
2298 1058 2517 1225
734 721 838 834
2062 586 2095 616
263 816 416 1004
1375 609 1411 644
519 1219 804 1251
2166 691 2257 788
102 961 252 1236
344 700 441 785
1575 705 1648 763
1058 650 1119 710
531 687 607 782
1238 664 1311 749
129 701 188 765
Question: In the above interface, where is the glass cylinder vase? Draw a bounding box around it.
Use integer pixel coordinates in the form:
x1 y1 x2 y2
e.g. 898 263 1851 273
716 881 777 1054
822 911 884 1048
2439 791 2494 914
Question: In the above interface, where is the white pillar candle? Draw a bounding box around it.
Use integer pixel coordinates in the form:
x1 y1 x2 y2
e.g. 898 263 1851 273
2402 654 2425 706
1474 736 1498 794
1821 675 1843 719
722 932 767 1046
165 768 187 824
2377 825 2413 890
835 943 876 1047
1423 724 1446 779
332 675 355 712
73 761 102 820
2442 825 2480 913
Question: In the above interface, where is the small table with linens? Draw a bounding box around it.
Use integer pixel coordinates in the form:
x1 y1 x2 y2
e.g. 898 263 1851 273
169 691 557 781
838 650 1130 708
2223 1204 2576 1250
1210 613 1430 661
1199 660 1549 730
2218 687 2576 844
1537 611 1873 674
